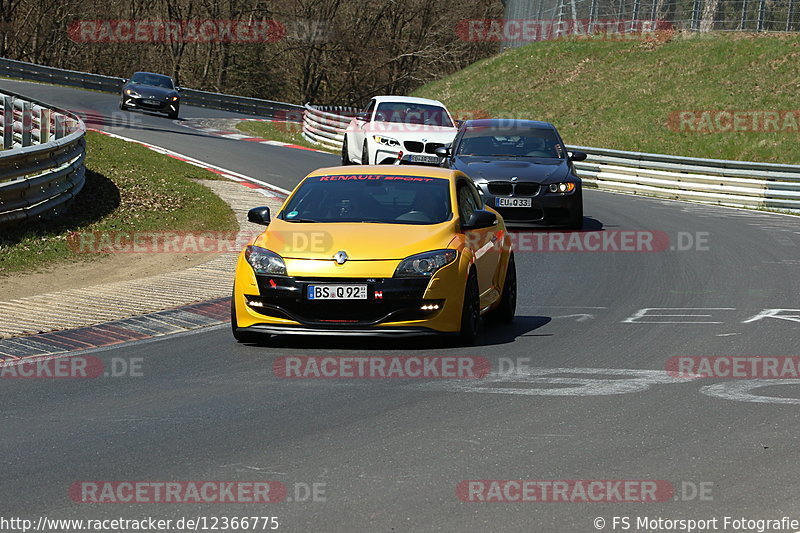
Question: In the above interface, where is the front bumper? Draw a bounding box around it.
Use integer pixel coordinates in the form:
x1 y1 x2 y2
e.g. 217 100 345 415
122 95 178 112
233 255 467 336
480 186 582 227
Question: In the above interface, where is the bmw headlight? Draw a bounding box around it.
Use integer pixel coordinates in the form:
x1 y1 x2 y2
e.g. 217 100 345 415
394 250 457 278
170 96 179 101
245 246 287 275
373 135 400 147
548 182 576 193
124 89 140 97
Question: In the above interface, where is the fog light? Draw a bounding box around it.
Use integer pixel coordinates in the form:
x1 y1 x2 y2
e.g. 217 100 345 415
420 304 440 311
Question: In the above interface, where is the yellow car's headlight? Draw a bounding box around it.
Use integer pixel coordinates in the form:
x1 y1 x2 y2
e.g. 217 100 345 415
245 246 286 275
394 250 457 278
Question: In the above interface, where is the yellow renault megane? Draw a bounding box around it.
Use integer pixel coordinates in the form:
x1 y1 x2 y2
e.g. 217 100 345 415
231 165 516 345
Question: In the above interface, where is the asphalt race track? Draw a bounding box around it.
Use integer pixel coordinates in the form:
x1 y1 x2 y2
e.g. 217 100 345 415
2 79 800 532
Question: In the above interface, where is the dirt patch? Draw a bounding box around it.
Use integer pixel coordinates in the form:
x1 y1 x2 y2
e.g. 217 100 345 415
0 251 219 301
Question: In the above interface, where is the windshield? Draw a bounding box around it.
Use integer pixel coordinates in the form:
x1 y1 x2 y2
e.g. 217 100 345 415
130 72 175 89
374 102 453 127
457 126 564 158
280 174 452 225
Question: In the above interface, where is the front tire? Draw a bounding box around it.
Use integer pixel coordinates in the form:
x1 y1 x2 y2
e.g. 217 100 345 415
119 99 128 111
168 106 179 120
341 137 353 165
231 295 269 344
457 270 481 345
361 141 370 165
486 253 516 324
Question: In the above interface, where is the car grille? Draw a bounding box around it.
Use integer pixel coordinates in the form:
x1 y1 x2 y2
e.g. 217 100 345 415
515 183 541 196
496 207 545 221
487 182 540 196
403 141 445 154
250 277 435 326
404 141 424 152
424 143 444 154
488 182 513 195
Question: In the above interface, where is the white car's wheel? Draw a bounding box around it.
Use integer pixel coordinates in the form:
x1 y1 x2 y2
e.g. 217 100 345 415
361 141 370 165
341 136 353 165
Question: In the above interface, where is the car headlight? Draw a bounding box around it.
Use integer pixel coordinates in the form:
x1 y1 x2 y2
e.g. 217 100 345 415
170 96 179 101
394 249 457 278
373 135 400 147
548 182 576 193
124 89 140 97
245 245 287 275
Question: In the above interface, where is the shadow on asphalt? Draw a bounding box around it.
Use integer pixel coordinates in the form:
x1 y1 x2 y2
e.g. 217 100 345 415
239 315 551 352
507 216 603 232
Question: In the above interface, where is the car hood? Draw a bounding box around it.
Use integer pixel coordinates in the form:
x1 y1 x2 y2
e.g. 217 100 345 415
362 123 457 140
254 219 456 261
126 84 177 98
454 156 572 183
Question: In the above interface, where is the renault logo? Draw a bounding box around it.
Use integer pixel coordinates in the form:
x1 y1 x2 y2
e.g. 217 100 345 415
511 176 518 181
334 251 348 265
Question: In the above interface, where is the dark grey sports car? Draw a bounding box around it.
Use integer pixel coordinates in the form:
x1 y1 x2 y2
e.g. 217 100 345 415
120 72 181 119
438 119 586 229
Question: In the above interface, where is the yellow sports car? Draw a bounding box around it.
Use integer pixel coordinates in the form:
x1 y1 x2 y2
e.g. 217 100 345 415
231 165 516 345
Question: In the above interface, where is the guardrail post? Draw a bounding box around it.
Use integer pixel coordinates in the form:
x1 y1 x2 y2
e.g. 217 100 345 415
740 0 749 29
691 0 702 30
2 96 12 150
21 101 32 146
40 108 51 143
757 0 766 29
55 114 66 140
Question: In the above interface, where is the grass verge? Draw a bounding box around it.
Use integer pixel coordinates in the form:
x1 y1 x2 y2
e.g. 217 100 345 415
236 120 331 151
0 130 238 274
413 32 800 163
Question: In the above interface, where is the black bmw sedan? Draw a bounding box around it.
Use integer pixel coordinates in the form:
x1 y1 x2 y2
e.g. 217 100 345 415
438 119 586 229
119 72 181 119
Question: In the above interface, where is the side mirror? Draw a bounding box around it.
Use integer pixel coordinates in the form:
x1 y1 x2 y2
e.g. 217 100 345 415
121 79 128 84
462 209 497 231
434 146 451 158
247 206 271 226
356 111 371 122
569 150 587 162
175 86 182 92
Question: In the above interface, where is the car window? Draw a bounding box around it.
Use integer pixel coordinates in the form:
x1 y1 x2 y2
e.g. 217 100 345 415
130 73 174 89
457 126 564 158
280 174 452 225
374 102 453 127
457 181 480 221
364 99 376 115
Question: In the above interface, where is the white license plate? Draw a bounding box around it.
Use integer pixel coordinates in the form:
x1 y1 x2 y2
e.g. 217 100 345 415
496 197 533 208
407 154 440 164
307 285 368 300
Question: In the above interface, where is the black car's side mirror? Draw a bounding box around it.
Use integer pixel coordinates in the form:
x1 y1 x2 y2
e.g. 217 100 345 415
569 150 588 162
175 86 182 92
121 79 128 84
247 207 271 226
356 111 371 122
434 146 451 158
462 209 497 231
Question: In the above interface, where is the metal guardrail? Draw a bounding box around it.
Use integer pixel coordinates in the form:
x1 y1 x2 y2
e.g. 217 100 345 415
302 104 358 151
0 87 86 226
0 57 303 120
301 106 800 213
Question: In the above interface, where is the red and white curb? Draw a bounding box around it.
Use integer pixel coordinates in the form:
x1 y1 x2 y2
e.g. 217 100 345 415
179 118 332 154
88 128 290 200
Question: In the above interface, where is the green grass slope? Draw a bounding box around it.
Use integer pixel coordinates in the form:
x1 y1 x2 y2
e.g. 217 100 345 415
414 32 800 163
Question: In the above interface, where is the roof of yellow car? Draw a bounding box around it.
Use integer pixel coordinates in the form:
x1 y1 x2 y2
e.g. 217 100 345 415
307 165 460 180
